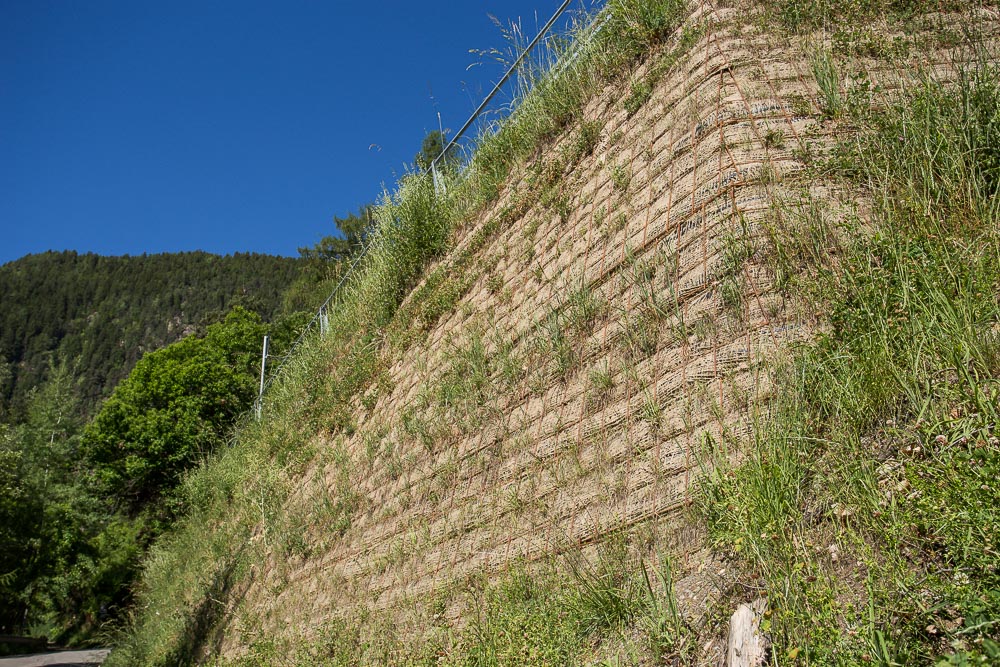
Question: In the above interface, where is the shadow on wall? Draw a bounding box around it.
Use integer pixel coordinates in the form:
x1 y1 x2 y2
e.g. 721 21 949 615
161 545 253 666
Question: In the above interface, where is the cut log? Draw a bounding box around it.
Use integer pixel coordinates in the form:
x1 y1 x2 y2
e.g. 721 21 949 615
727 599 768 667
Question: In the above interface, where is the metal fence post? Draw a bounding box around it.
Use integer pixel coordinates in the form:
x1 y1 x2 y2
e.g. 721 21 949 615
256 335 269 420
431 163 446 195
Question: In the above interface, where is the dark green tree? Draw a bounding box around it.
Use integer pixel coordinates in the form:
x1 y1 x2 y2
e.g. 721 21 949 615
0 251 303 418
0 363 107 638
0 358 11 422
0 428 37 633
414 129 458 171
1 308 275 641
297 205 372 266
285 204 375 313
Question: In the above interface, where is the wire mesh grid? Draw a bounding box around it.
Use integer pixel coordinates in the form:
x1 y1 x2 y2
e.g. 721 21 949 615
228 0 1000 650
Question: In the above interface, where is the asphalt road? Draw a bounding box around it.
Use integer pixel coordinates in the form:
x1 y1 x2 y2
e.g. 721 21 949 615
0 649 110 667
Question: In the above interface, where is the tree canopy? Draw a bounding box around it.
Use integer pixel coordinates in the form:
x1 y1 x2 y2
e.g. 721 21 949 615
297 204 373 266
82 307 266 511
283 204 376 313
1 306 276 639
414 129 459 171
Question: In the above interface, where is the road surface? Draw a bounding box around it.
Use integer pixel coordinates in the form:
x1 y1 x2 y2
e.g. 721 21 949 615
0 649 109 667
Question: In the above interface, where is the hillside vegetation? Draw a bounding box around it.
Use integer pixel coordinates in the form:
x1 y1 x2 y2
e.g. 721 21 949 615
0 251 316 646
0 250 302 419
0 307 293 646
109 0 1000 665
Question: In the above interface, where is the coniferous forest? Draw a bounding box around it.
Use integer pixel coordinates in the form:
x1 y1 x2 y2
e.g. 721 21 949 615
0 250 303 420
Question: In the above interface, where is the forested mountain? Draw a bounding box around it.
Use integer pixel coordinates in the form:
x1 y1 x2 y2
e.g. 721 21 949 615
0 250 303 419
0 233 363 645
0 307 278 643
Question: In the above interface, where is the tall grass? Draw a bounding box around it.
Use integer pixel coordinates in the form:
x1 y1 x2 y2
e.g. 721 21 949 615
811 48 842 120
464 0 689 210
698 63 1000 664
194 547 692 666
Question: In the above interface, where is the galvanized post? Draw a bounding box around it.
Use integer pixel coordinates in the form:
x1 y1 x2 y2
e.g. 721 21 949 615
256 335 269 420
431 162 445 195
319 306 329 337
434 111 448 197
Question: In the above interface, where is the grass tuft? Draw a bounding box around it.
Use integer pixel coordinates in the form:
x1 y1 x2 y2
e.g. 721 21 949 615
811 48 843 120
624 79 653 116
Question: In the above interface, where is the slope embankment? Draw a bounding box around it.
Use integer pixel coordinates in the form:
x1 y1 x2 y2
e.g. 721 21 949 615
109 1 1000 664
232 0 810 647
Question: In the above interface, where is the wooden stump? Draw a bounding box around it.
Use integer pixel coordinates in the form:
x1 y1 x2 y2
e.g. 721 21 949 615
727 599 768 667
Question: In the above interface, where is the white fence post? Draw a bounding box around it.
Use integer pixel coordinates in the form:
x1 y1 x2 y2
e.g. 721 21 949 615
256 335 269 420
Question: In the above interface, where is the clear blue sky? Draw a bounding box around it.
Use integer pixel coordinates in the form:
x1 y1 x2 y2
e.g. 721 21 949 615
0 1 587 265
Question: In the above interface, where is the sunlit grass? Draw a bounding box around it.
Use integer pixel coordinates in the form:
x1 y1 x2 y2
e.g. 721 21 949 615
106 1 694 663
698 62 1000 664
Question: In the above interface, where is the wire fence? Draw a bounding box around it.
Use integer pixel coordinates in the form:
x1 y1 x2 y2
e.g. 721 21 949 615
428 0 572 176
253 0 597 417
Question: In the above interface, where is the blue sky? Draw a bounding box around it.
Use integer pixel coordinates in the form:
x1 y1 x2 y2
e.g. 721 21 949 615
0 1 586 265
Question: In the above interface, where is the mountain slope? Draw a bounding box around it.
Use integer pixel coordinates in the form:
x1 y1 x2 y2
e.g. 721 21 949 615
0 250 302 417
